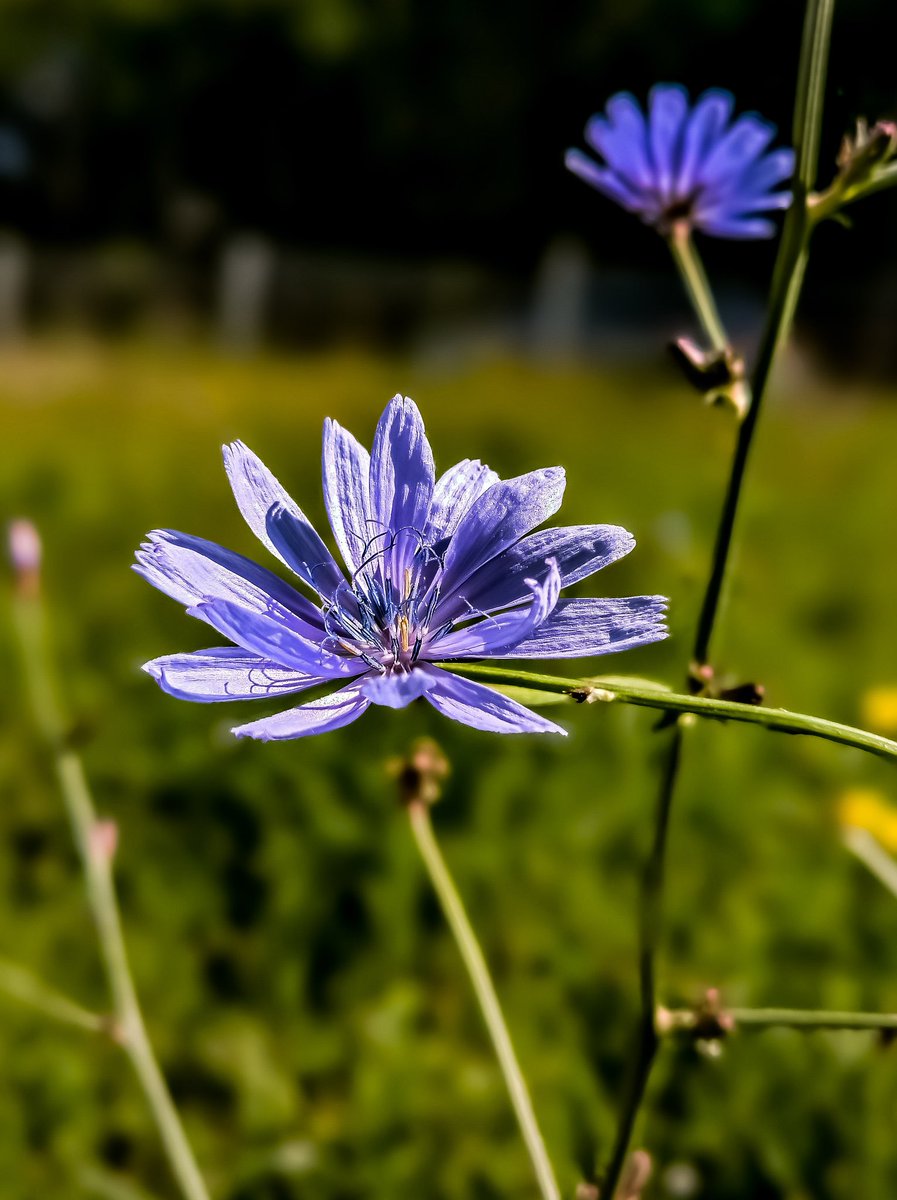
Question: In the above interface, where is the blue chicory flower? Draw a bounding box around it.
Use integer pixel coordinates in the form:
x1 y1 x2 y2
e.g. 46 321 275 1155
136 396 667 739
566 84 795 239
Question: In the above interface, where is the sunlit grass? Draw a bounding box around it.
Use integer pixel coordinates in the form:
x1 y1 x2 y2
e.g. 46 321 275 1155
3 336 897 1199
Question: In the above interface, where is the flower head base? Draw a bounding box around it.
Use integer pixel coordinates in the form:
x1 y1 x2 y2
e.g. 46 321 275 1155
566 85 795 240
136 396 667 739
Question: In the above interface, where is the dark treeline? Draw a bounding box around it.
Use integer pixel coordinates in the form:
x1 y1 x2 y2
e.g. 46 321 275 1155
0 0 894 364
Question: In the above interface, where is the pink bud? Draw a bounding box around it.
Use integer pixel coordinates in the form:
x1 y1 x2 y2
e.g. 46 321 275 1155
8 519 42 592
90 819 119 863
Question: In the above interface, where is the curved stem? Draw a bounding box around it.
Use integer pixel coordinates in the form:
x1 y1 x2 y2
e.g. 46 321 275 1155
442 664 897 766
407 800 561 1200
11 593 210 1200
667 225 729 352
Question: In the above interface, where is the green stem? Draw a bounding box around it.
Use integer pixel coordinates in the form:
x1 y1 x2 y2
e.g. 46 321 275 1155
598 7 837 1192
662 1006 897 1034
693 0 834 668
0 956 108 1035
599 728 681 1195
12 593 210 1200
843 827 897 899
691 241 809 667
731 1007 897 1032
407 801 561 1200
442 664 897 765
667 224 729 352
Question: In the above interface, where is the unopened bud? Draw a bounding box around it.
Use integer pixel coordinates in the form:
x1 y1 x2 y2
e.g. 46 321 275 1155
668 339 749 418
390 738 450 807
619 1150 652 1199
837 117 897 186
8 519 41 596
89 819 119 864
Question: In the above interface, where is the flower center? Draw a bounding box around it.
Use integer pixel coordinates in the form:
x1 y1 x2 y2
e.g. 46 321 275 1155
322 528 449 673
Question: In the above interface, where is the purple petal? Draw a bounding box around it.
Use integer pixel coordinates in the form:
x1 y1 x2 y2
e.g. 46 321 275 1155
322 417 373 575
695 213 776 239
565 150 645 211
265 503 345 598
440 467 566 597
647 84 689 202
730 146 795 195
223 441 336 581
188 597 363 678
421 666 567 735
497 596 668 658
232 681 370 741
430 559 561 658
676 89 734 196
586 92 653 189
427 459 500 541
369 395 435 543
134 530 325 633
143 646 325 702
435 524 635 624
359 670 434 709
696 113 776 190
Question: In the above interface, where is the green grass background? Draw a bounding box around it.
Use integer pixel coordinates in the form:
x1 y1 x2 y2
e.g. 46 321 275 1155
3 339 897 1199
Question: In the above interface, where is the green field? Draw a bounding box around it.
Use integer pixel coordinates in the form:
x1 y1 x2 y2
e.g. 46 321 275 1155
3 338 897 1199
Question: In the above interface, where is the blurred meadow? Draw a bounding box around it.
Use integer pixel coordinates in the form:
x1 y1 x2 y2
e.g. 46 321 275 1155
3 0 897 1198
4 341 897 1199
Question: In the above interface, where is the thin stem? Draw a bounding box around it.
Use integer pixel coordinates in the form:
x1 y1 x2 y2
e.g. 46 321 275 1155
691 241 809 666
667 225 729 352
662 1005 897 1034
443 664 897 766
11 593 210 1200
599 728 681 1197
0 956 109 1035
843 827 897 899
693 0 834 668
731 1007 897 1032
407 800 561 1200
591 5 837 1190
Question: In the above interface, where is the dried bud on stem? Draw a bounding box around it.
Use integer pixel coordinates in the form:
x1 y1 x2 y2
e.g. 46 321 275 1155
657 987 736 1042
668 338 749 418
837 118 897 186
812 117 897 224
389 738 450 808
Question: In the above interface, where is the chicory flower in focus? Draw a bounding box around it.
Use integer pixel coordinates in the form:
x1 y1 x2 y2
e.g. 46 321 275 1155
136 396 666 739
566 84 795 239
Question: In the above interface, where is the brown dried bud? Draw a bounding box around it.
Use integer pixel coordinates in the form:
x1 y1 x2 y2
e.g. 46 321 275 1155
668 339 749 417
837 117 897 185
389 738 450 807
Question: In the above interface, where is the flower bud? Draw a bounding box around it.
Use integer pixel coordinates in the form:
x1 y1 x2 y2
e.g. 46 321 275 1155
837 117 897 189
668 339 749 418
89 819 119 864
8 518 41 597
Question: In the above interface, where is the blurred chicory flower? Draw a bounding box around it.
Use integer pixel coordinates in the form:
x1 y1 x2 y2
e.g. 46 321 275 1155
566 84 794 239
136 396 666 739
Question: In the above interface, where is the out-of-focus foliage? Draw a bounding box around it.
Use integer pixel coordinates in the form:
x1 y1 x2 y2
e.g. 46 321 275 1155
3 341 897 1198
